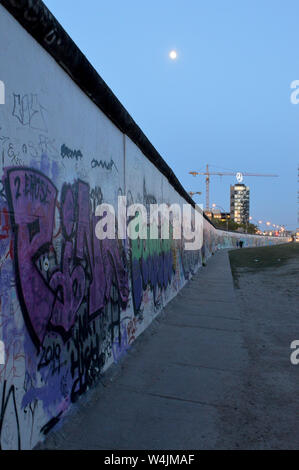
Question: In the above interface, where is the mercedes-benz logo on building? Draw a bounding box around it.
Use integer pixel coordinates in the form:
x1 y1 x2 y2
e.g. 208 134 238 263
236 172 243 183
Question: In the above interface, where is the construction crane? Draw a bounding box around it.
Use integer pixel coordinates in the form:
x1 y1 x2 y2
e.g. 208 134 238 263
189 164 278 210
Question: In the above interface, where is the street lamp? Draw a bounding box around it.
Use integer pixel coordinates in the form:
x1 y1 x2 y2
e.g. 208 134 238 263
248 217 262 235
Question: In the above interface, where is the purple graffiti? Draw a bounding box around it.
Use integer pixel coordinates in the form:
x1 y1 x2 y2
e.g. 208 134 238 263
112 322 129 363
4 167 129 349
50 241 85 332
5 168 58 346
131 241 174 314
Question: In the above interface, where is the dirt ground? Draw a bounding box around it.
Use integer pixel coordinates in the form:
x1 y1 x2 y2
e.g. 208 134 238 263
219 243 299 449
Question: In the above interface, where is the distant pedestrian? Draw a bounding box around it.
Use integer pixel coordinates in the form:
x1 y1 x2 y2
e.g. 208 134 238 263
239 240 244 248
236 240 239 248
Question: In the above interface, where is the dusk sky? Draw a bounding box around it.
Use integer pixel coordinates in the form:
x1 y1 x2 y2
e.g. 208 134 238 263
44 0 299 230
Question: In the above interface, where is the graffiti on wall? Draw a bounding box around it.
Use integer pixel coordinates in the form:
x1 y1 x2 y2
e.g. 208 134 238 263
0 163 287 449
0 159 200 447
4 167 129 348
0 166 132 442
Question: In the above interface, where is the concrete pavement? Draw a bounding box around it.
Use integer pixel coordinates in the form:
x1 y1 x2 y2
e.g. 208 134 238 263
40 249 249 449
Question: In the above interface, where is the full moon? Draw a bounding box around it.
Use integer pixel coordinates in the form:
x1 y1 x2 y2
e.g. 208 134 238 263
169 50 177 60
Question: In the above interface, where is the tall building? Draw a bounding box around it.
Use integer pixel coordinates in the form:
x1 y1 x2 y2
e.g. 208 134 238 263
230 184 250 224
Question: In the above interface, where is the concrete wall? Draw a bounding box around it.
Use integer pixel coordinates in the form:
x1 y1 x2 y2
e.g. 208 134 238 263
0 3 289 449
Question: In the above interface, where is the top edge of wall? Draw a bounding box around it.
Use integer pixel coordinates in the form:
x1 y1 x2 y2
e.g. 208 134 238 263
1 0 214 226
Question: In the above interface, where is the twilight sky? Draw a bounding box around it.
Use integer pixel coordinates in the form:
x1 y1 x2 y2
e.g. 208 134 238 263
44 0 299 230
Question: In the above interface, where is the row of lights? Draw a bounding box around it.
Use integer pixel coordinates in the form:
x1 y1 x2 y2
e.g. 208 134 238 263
210 208 286 234
189 194 287 234
249 217 286 235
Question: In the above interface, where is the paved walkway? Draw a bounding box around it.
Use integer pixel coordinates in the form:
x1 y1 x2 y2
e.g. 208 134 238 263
41 249 247 449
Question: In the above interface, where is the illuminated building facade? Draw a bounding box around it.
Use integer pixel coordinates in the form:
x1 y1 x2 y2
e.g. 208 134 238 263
230 184 250 224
